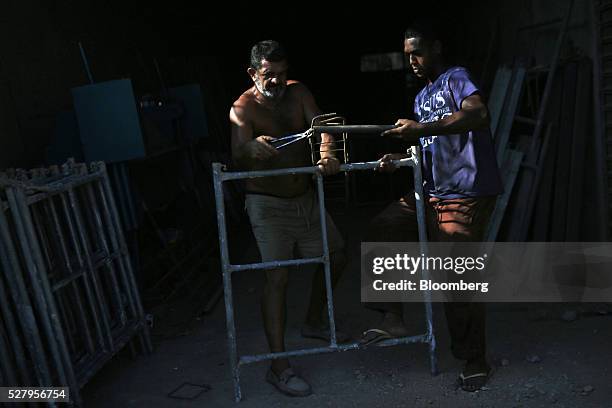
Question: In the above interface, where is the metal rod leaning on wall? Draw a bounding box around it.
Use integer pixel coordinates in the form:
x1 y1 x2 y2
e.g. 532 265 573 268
44 197 97 355
30 199 81 357
0 206 33 385
91 172 145 350
213 145 436 402
0 271 21 386
82 179 128 327
0 313 17 386
0 163 151 406
65 178 115 349
93 162 153 353
11 187 81 404
89 170 140 317
4 188 70 388
56 190 109 353
48 163 121 365
0 202 51 387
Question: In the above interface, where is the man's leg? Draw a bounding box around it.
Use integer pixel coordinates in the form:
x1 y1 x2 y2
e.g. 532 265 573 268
362 194 421 340
245 194 311 396
429 196 496 390
262 267 291 374
304 248 347 329
297 198 348 339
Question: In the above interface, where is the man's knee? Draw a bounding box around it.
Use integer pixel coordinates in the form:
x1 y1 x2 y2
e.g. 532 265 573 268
265 268 289 291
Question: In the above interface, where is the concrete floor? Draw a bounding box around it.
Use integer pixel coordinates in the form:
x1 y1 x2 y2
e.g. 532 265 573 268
82 206 612 408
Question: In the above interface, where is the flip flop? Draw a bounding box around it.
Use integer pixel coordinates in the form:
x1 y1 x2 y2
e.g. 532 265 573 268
301 324 351 343
266 368 312 397
359 328 393 346
457 367 493 392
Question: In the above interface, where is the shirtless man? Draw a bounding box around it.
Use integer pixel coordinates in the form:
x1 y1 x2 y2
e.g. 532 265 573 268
230 40 347 397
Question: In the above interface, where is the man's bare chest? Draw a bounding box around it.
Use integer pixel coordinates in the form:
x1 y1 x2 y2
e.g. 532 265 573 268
252 105 306 137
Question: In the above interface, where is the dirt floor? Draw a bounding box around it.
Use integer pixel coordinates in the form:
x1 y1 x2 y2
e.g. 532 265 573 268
82 205 612 408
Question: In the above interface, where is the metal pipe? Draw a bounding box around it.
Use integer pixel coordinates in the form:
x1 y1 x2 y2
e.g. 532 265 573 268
212 163 241 402
409 146 438 375
5 188 68 387
92 179 138 320
220 159 413 181
271 125 398 149
58 192 107 350
1 164 151 402
46 198 96 355
51 271 86 292
0 267 27 385
312 125 398 134
32 207 82 358
110 165 130 232
12 188 80 394
212 149 435 401
239 335 428 365
30 205 53 271
54 291 77 356
1 172 103 195
0 205 51 386
315 172 337 347
119 164 137 231
92 175 147 351
84 183 127 326
229 257 323 273
65 188 114 351
96 163 152 353
78 42 94 84
0 314 18 386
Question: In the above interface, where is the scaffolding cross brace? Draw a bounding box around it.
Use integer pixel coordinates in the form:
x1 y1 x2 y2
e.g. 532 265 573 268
213 144 437 402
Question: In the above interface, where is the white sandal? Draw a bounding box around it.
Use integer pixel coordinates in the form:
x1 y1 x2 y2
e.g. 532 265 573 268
266 367 312 397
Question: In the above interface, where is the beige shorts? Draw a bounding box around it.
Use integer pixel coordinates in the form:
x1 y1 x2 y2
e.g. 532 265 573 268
245 189 344 262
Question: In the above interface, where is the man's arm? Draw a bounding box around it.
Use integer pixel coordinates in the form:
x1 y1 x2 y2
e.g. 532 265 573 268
300 84 340 175
230 102 278 170
382 93 490 143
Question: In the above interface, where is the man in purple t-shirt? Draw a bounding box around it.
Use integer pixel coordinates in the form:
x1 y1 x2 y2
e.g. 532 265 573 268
361 23 502 392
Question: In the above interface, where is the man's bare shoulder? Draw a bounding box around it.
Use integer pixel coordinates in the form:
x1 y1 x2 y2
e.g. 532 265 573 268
286 80 310 95
230 88 257 125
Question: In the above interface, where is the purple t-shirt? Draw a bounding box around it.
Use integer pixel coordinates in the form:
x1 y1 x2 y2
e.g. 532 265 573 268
414 66 503 198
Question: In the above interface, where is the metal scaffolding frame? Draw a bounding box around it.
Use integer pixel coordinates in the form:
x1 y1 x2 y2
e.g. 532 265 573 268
213 144 437 402
0 160 152 406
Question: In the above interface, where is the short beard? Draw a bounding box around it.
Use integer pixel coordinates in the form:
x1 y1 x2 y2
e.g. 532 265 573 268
254 78 285 100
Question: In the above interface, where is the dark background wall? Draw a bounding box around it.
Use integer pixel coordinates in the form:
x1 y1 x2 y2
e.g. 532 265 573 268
0 0 595 169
